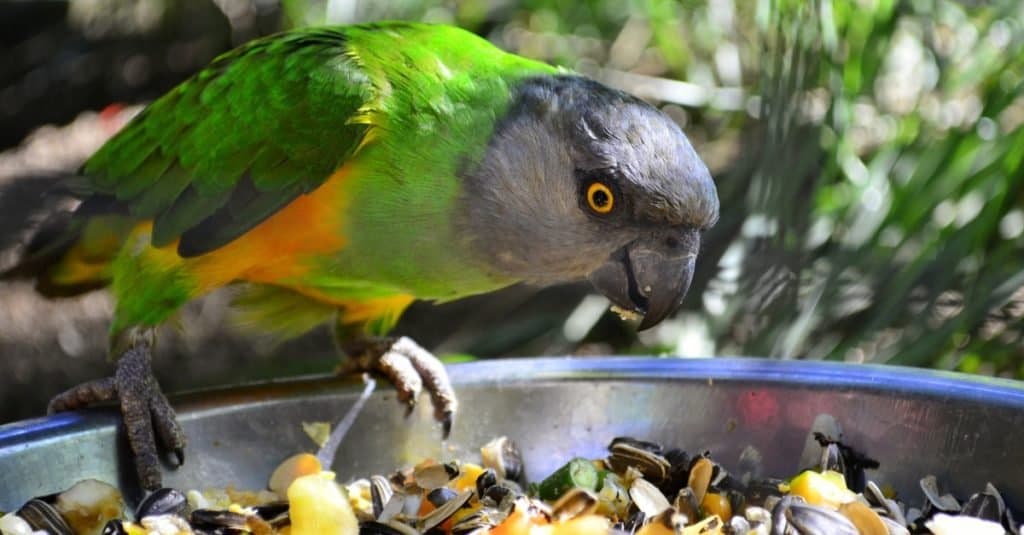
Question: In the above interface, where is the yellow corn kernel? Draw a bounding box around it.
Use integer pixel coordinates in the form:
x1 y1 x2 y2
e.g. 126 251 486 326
700 492 732 521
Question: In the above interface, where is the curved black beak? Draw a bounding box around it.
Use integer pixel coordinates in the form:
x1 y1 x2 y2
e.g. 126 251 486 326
587 229 699 331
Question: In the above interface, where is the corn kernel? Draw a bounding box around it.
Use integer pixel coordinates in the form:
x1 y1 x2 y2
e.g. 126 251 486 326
700 492 732 521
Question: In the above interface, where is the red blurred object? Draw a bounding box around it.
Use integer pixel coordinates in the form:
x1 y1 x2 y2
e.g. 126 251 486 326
737 388 779 427
98 104 128 134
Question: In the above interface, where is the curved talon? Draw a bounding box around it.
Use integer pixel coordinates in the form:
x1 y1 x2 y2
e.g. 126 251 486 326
173 448 185 467
340 336 457 436
378 350 423 406
441 410 454 440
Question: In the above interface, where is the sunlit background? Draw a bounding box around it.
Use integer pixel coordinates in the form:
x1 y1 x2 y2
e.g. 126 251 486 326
1 0 1023 423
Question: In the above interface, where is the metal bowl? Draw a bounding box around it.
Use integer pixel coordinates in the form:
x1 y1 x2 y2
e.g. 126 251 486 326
2 357 1024 512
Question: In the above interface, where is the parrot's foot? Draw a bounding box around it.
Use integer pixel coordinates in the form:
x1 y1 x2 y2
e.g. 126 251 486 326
48 339 185 490
338 336 457 437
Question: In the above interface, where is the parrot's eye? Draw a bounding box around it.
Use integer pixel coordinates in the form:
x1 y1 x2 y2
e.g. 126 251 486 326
585 182 615 215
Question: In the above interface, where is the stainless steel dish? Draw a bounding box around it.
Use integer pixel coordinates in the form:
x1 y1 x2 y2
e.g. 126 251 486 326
2 357 1024 512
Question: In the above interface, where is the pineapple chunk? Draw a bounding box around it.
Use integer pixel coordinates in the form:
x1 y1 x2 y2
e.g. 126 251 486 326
287 471 357 535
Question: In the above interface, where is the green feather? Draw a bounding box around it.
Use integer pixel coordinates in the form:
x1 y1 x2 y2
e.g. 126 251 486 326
229 284 337 341
128 163 192 218
151 184 233 247
114 150 172 200
82 25 370 256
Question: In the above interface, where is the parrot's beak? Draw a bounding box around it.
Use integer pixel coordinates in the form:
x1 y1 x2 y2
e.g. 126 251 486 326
587 229 699 331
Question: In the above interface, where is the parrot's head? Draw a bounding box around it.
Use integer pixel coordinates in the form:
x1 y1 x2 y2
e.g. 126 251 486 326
459 75 719 330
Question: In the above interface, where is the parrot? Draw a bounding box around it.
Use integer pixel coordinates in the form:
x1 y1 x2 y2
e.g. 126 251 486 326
2 22 719 490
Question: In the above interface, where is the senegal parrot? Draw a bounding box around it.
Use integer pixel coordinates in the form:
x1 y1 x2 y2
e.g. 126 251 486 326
3 22 719 490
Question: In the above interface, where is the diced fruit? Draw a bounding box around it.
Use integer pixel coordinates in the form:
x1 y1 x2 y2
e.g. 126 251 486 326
787 470 856 508
537 458 599 501
490 509 542 535
491 509 610 535
270 454 323 497
534 514 610 535
287 471 357 535
452 463 486 492
54 479 125 535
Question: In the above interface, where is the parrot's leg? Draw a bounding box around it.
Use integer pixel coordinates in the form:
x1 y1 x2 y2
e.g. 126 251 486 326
48 328 185 490
336 336 457 437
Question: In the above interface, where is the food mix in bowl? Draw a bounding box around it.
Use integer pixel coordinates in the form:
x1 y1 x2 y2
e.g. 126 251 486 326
0 428 1017 535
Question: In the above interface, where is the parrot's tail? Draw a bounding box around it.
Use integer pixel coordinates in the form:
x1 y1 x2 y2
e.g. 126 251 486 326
2 200 131 297
2 210 87 296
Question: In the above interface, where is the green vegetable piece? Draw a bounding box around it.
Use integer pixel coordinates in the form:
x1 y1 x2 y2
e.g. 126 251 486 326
537 457 599 501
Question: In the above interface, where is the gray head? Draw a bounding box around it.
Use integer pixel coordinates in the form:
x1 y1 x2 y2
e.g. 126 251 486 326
458 75 719 329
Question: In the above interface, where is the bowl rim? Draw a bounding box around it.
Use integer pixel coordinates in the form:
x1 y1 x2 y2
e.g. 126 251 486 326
3 356 1024 443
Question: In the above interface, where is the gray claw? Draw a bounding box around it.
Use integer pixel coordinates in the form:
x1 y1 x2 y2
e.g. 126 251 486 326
173 448 185 467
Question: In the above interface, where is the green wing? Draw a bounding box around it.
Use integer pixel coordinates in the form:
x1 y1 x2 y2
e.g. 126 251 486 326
82 26 374 257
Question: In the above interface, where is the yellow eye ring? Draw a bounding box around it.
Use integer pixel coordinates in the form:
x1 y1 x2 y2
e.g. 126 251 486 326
586 182 615 214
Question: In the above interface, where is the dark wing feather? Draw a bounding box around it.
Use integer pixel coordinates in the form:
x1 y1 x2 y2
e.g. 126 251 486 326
81 27 374 257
